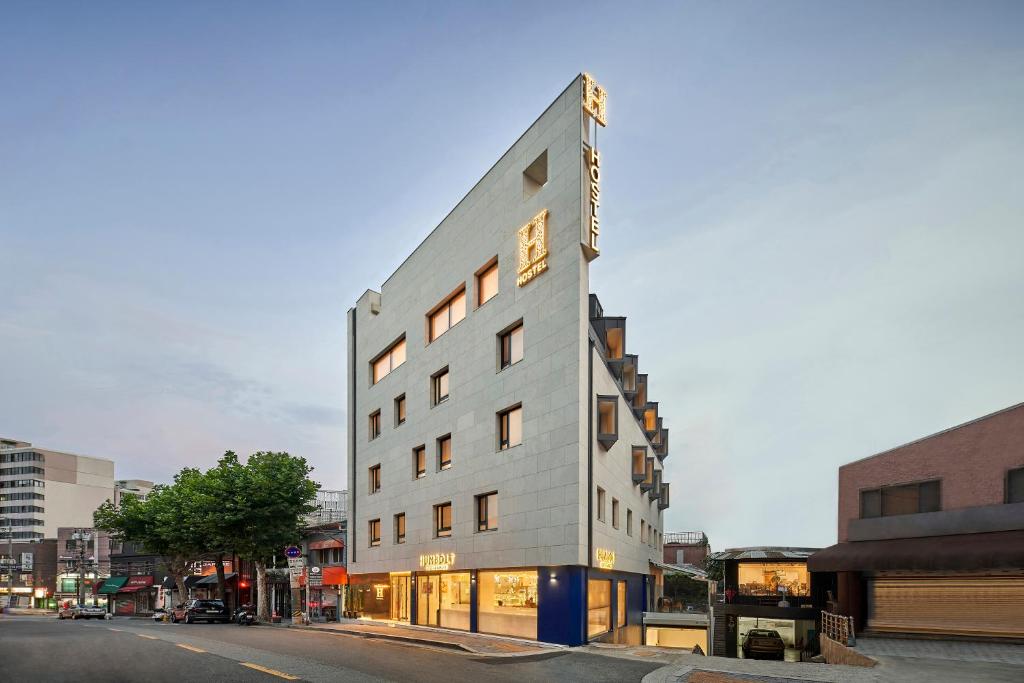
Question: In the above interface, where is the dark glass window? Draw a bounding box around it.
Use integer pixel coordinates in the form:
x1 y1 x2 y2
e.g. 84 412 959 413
1007 467 1024 504
434 503 452 537
861 480 941 518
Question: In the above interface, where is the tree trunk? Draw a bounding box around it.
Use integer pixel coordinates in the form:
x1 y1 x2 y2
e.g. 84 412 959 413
166 555 191 607
255 561 270 622
214 553 228 609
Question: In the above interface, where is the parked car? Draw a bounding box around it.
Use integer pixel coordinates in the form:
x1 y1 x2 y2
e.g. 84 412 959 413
58 604 110 620
151 607 168 622
741 628 786 660
170 599 229 624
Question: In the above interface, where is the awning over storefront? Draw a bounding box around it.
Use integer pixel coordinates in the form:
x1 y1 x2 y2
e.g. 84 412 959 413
118 576 155 593
308 539 344 551
808 530 1024 573
195 572 236 586
651 560 708 581
97 577 129 595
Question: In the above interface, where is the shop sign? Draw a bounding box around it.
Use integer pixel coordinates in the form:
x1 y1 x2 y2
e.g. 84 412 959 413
374 584 387 599
585 145 601 255
582 73 607 127
287 556 305 589
308 566 322 587
419 552 455 572
21 553 33 571
517 209 549 287
596 548 616 570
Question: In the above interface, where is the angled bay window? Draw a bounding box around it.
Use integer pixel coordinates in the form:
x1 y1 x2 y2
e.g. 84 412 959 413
428 287 466 342
437 434 452 471
434 502 452 537
643 403 658 435
632 374 648 415
609 353 638 398
476 259 499 307
476 492 498 532
658 482 670 511
596 395 618 448
432 367 450 406
498 405 522 450
640 456 655 492
371 337 406 385
653 426 669 461
632 447 647 484
649 469 662 501
498 321 524 370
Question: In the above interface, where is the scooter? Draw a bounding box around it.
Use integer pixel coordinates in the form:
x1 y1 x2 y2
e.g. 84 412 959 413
233 604 257 626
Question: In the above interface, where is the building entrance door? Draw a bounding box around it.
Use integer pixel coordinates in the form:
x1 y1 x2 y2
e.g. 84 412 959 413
416 575 440 626
390 574 410 622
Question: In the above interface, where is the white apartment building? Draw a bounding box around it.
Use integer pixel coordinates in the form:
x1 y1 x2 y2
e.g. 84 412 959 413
0 438 116 540
346 74 671 646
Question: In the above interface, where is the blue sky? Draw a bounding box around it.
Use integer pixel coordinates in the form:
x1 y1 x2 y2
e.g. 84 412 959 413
2 2 1022 549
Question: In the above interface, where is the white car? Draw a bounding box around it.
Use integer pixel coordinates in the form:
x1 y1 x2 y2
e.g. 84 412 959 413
59 604 110 620
152 608 168 622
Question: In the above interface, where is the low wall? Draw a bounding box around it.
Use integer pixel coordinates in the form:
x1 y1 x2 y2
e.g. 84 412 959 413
821 634 877 667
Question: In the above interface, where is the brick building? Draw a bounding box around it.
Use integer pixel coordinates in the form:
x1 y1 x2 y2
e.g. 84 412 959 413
810 402 1024 639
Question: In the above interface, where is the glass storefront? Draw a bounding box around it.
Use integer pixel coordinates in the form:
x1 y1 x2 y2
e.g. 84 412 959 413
478 570 538 639
389 573 410 622
737 562 809 597
349 572 391 619
617 580 626 627
587 579 611 638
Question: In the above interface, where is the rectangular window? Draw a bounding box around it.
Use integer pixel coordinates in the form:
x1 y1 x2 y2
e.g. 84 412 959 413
597 396 618 442
477 260 499 307
617 581 627 627
499 323 525 369
368 464 381 494
606 328 624 360
587 579 612 638
476 492 498 532
368 519 381 547
413 446 426 479
369 410 381 440
371 337 406 384
861 480 941 518
395 513 406 544
437 435 452 471
428 288 466 342
1007 467 1024 504
596 487 606 522
612 498 620 529
434 502 452 537
394 394 406 426
627 509 633 536
641 520 647 543
432 367 450 406
478 570 538 639
632 447 646 481
498 405 522 450
737 562 810 597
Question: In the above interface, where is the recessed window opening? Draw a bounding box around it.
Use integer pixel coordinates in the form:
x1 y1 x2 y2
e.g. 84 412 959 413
523 149 548 198
476 259 499 307
499 323 524 370
435 502 452 537
428 288 466 342
498 405 522 450
372 337 406 384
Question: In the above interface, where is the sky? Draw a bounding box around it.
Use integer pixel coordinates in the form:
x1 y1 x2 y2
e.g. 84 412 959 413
2 2 1022 550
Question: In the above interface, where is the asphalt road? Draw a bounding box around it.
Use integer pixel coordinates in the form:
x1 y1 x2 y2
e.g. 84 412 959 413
0 615 661 683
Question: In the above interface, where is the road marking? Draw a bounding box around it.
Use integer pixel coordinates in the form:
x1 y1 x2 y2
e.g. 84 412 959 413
240 662 300 680
108 628 124 632
176 643 206 653
136 633 159 640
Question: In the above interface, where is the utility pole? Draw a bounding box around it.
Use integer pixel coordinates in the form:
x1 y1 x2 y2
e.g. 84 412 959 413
3 525 13 610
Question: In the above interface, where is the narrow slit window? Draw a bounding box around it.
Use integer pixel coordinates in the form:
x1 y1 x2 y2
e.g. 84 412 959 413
395 394 406 426
395 513 406 544
438 435 452 470
413 446 426 479
369 411 381 441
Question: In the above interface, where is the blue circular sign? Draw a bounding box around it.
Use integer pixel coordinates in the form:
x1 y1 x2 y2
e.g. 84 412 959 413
285 546 301 558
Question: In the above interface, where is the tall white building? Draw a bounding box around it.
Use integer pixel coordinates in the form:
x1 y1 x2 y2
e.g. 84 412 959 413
346 74 671 646
1 438 116 539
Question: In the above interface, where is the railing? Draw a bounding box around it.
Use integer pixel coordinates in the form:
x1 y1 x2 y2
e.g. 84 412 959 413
821 610 856 646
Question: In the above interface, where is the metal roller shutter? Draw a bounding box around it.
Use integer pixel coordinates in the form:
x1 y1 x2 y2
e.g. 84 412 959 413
869 576 1024 638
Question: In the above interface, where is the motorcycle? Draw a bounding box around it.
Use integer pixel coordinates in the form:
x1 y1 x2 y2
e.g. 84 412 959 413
233 604 257 626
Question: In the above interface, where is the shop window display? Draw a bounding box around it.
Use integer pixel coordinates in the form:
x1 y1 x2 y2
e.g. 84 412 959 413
478 570 538 639
587 579 611 638
737 562 809 597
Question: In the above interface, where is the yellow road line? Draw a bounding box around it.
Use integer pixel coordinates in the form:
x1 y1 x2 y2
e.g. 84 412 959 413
176 643 206 653
240 662 300 680
136 633 159 640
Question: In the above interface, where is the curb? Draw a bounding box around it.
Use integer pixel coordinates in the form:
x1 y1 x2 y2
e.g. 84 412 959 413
641 663 690 683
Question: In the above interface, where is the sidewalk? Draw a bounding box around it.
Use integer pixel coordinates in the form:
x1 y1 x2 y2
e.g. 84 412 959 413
287 618 565 656
640 652 879 683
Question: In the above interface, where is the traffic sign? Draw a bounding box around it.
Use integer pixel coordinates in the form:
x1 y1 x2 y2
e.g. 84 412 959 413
285 546 301 558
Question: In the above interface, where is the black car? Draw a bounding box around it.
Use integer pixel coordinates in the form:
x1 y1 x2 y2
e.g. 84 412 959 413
170 599 230 624
741 628 786 660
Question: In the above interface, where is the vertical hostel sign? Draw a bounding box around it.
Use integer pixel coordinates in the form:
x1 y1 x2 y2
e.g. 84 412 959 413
582 72 606 260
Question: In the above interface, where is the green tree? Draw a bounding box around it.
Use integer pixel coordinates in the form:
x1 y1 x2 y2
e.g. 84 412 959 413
226 451 318 621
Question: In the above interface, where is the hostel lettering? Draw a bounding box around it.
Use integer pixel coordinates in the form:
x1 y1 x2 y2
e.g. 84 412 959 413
419 552 455 571
587 146 601 253
582 73 607 127
596 547 616 570
517 209 549 287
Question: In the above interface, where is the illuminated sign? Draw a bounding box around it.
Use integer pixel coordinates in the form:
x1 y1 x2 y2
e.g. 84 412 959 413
419 552 455 572
582 73 607 127
517 209 549 287
596 548 616 570
373 584 387 599
586 146 601 254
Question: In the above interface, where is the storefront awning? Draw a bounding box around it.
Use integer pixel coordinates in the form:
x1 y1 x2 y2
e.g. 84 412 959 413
651 560 708 581
808 530 1024 573
118 576 155 593
308 539 344 551
195 572 236 586
97 576 129 595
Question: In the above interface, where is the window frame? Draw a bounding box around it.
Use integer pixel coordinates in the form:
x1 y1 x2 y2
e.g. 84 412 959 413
427 286 467 343
498 404 523 451
476 492 498 532
368 519 381 547
431 367 450 406
413 445 426 479
434 502 452 538
371 336 406 385
596 395 618 447
498 321 525 371
368 464 381 495
368 410 381 441
596 487 606 522
395 513 406 544
860 479 942 518
394 394 406 427
437 434 452 471
1007 467 1024 504
475 258 499 308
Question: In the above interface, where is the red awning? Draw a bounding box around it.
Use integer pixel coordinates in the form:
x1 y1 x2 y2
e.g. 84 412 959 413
308 539 344 551
118 576 155 593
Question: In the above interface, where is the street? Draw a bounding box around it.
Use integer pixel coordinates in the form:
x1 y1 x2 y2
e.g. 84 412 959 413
0 615 661 683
